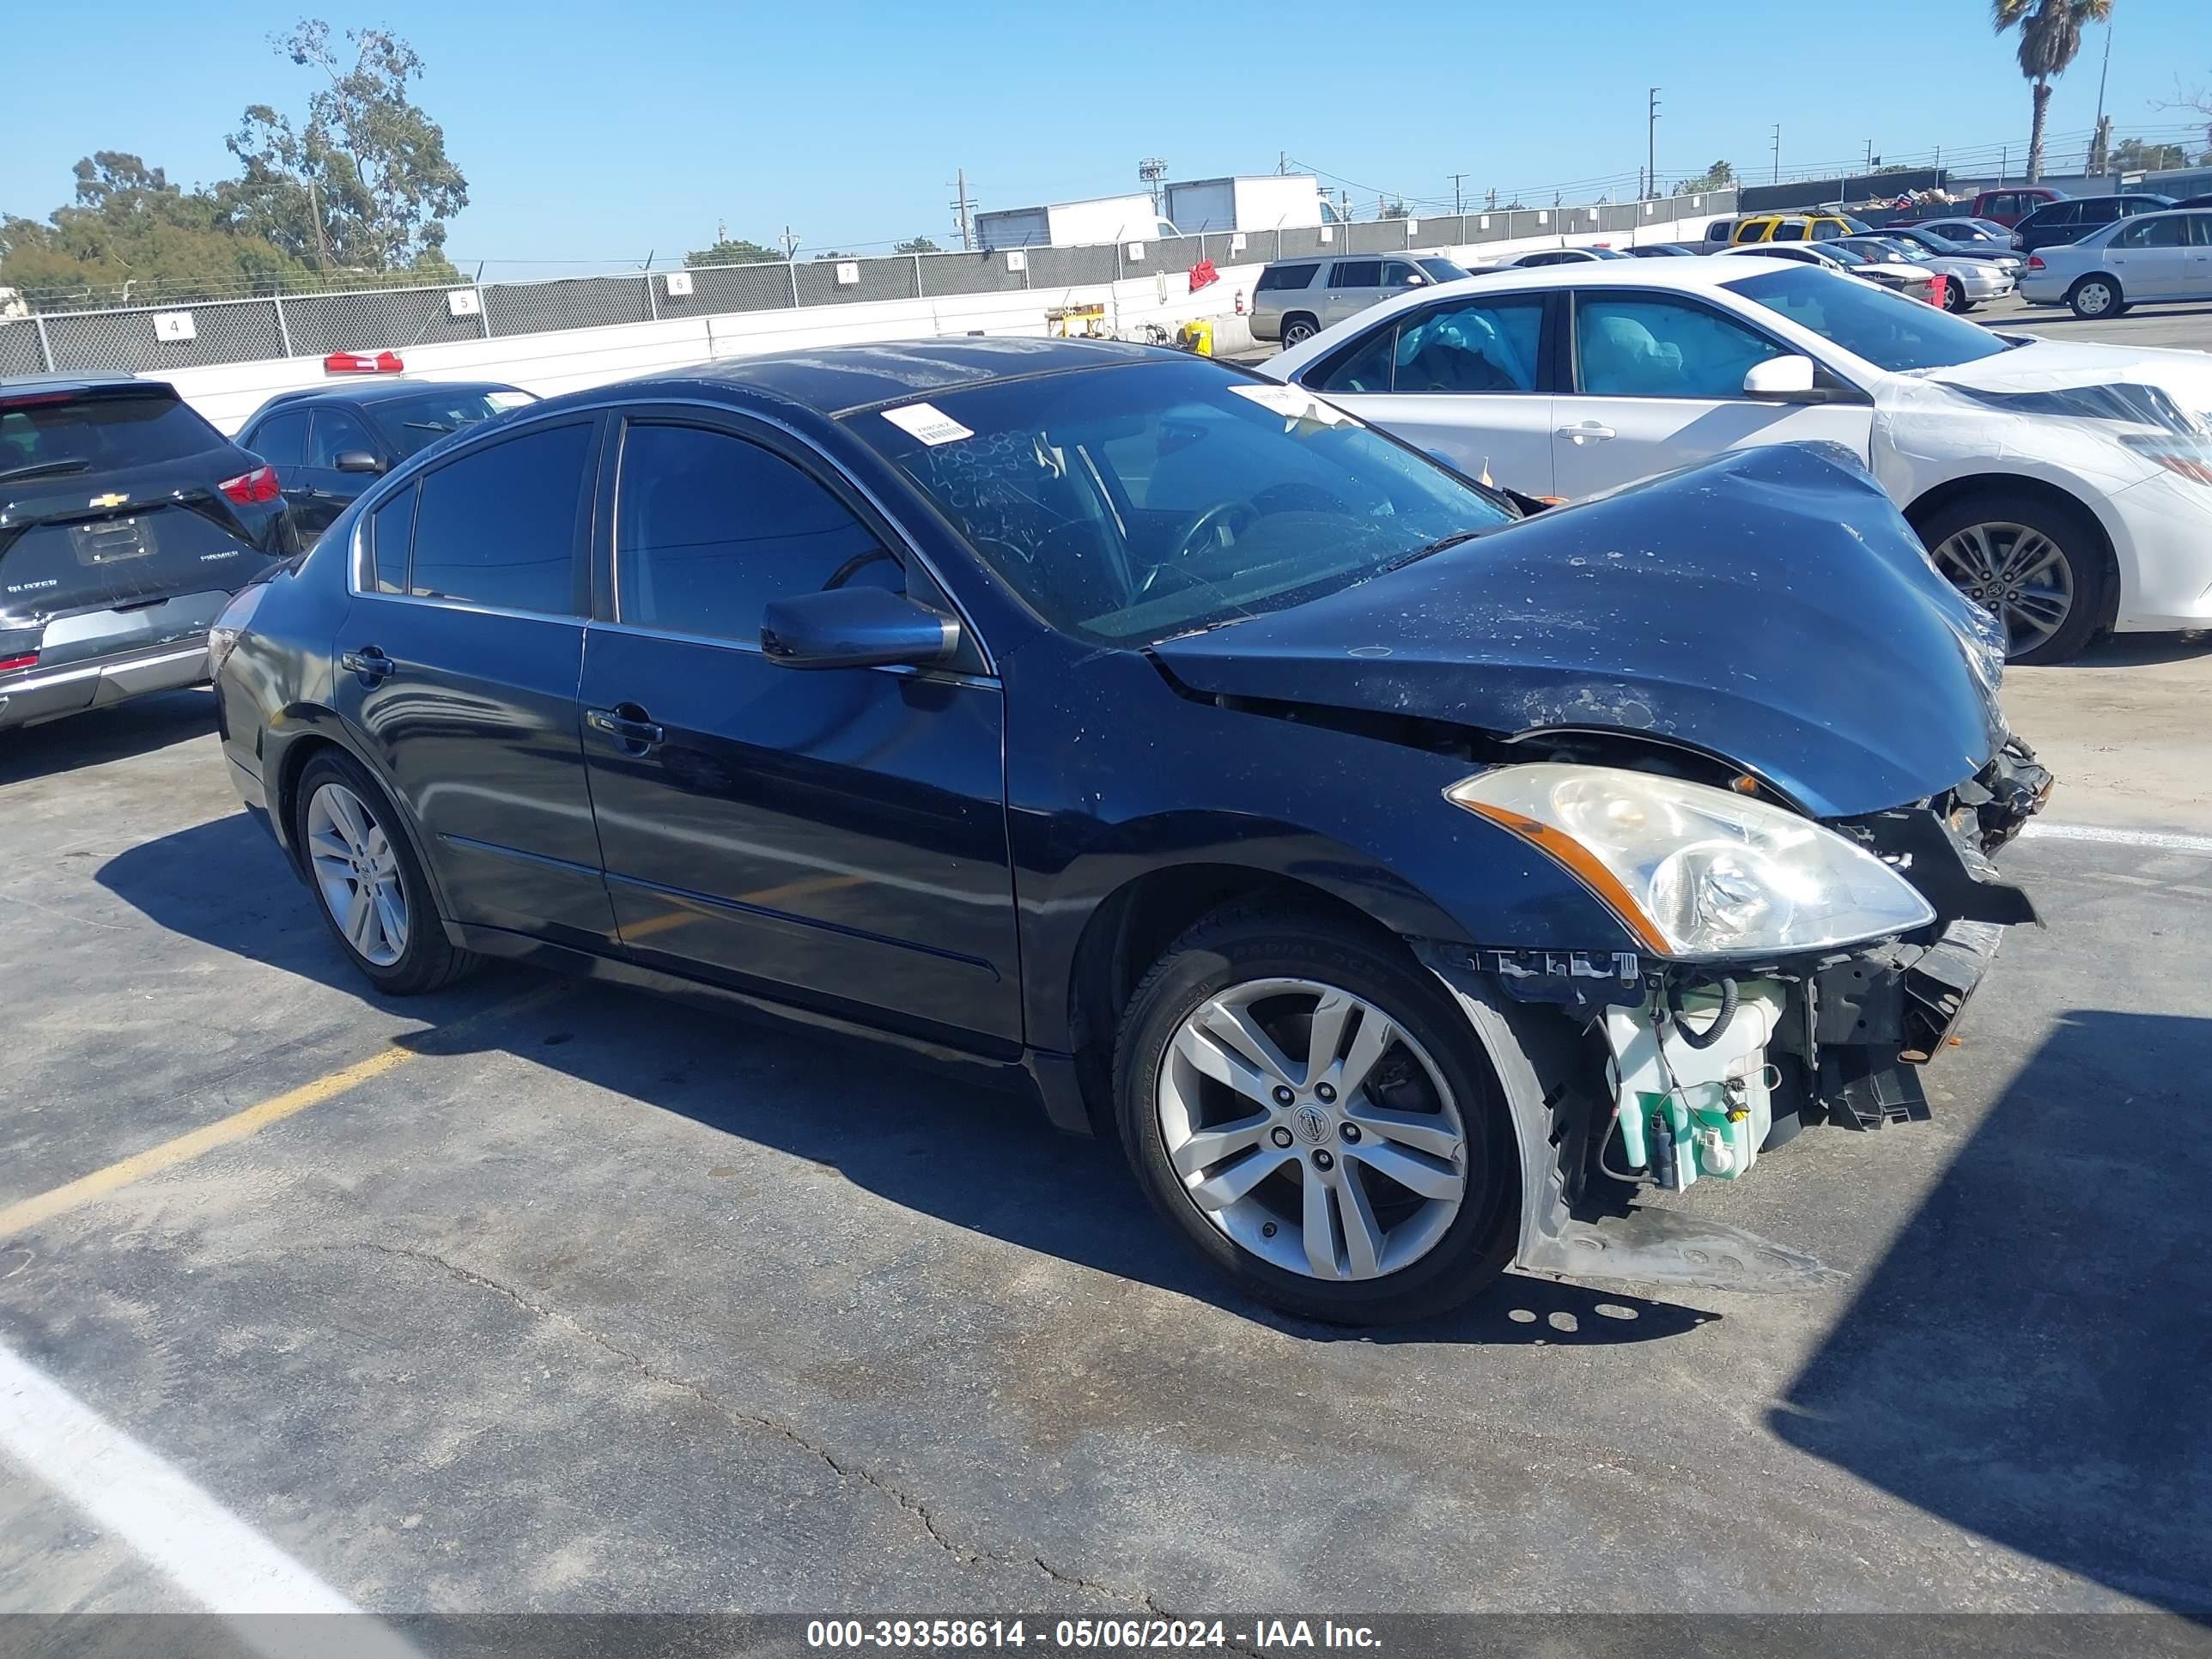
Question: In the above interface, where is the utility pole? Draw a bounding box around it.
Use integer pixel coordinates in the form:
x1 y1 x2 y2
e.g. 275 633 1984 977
307 173 332 271
1278 150 1287 176
1647 88 1661 198
1771 125 1781 184
780 226 799 261
1449 173 1466 215
1138 156 1168 212
2091 21 2113 173
1863 139 1875 179
948 168 976 251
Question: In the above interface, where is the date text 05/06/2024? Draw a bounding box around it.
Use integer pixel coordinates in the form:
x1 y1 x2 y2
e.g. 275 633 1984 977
805 1620 1383 1650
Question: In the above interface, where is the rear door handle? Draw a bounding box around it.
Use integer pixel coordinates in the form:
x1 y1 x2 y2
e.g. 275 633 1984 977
1556 422 1617 443
339 647 395 682
586 706 665 751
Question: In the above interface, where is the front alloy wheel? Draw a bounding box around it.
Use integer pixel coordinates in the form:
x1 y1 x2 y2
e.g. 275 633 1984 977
1929 520 2075 660
1115 908 1516 1325
1158 977 1468 1283
306 781 409 966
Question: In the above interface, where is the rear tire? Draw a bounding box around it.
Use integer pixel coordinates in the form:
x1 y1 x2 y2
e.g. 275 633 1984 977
1114 904 1516 1326
292 749 479 995
1279 313 1320 348
1915 488 2111 665
2068 275 2123 319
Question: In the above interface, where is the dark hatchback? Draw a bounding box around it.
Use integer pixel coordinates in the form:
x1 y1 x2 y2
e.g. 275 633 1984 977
236 379 534 540
212 339 2049 1325
2011 191 2176 252
2 374 295 732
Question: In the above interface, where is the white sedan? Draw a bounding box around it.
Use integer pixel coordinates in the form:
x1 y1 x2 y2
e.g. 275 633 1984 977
1260 257 2212 662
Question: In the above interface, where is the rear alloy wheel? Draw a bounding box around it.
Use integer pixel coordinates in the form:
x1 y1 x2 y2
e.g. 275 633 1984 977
1115 908 1516 1325
1279 314 1319 348
2068 275 2122 319
1919 490 2109 664
293 750 479 994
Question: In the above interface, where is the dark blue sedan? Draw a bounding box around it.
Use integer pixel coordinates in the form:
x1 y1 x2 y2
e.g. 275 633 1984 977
210 339 2048 1323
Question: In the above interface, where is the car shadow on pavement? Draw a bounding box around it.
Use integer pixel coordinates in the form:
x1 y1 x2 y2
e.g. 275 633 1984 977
2045 632 2212 669
0 688 216 785
98 811 1713 1350
1771 1008 2212 1617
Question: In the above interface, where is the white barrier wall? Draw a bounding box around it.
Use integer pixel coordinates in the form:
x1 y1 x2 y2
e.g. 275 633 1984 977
161 216 1728 434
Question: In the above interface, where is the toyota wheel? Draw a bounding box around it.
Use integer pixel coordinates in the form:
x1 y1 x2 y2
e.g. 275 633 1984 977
1918 489 2110 665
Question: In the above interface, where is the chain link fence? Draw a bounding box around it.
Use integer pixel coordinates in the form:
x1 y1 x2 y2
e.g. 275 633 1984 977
4 189 1739 377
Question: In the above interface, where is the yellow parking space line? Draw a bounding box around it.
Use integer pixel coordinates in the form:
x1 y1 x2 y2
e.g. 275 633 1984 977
0 987 562 1238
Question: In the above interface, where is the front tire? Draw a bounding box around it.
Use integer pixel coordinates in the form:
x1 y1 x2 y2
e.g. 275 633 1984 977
2068 275 2123 319
293 749 479 994
1917 489 2111 665
1114 905 1516 1325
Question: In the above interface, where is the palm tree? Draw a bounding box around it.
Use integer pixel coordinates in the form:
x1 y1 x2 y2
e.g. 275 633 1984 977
1992 0 2115 181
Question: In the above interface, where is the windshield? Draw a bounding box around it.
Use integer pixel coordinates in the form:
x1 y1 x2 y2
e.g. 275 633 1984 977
1417 257 1471 282
370 386 536 459
859 358 1516 646
1869 239 1932 263
1728 266 2010 371
0 387 226 481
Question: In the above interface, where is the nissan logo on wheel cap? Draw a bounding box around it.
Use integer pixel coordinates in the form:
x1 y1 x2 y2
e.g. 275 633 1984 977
1291 1103 1331 1145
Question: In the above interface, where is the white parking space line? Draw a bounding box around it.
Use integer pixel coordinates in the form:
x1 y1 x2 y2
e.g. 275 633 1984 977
2022 822 2212 857
0 1340 420 1655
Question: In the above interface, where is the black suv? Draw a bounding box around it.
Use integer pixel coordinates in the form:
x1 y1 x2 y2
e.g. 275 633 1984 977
2012 192 2177 252
236 379 533 539
1 374 295 733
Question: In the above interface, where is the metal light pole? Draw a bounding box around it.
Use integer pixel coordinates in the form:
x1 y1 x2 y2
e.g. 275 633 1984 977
1771 125 1781 183
2092 22 2113 173
1648 88 1661 198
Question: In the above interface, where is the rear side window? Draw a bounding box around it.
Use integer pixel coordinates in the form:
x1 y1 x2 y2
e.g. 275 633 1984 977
1256 264 1318 293
1394 298 1544 393
368 484 416 595
2080 199 2123 224
613 423 894 645
1772 221 1808 242
246 409 307 468
408 422 592 614
1330 260 1382 288
0 388 227 478
2190 215 2212 248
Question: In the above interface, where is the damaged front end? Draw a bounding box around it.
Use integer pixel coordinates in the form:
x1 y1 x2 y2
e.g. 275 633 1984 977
1418 738 2052 1293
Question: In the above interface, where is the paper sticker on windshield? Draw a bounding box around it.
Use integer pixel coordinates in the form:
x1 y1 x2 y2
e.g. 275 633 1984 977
485 391 534 410
1229 383 1352 426
882 402 975 446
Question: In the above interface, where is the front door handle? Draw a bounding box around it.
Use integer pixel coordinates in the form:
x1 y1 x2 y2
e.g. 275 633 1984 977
1556 422 1618 443
339 647 395 682
586 705 665 752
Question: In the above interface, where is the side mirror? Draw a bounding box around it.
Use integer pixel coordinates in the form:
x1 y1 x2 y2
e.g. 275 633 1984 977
1401 271 1430 286
762 585 959 671
1742 356 1819 400
333 450 385 474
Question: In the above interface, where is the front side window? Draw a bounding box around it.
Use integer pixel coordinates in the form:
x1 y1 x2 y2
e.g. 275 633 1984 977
247 409 307 468
1390 297 1543 393
1573 295 1786 398
307 407 376 469
408 422 592 613
857 359 1515 647
1810 220 1847 240
1382 260 1424 289
614 423 893 644
1729 265 2008 371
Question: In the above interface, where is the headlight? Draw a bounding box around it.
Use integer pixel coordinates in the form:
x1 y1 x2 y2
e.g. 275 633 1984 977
1446 763 1935 959
2118 433 2212 487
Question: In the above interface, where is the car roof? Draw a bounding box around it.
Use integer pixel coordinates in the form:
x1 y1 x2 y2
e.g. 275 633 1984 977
537 337 1175 420
0 370 163 395
246 376 524 415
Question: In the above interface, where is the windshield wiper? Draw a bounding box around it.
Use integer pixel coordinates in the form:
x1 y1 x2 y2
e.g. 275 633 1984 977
0 458 94 484
1378 526 1498 574
404 421 456 434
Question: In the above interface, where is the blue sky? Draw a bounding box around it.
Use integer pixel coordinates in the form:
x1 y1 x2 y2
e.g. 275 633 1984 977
3 0 2206 277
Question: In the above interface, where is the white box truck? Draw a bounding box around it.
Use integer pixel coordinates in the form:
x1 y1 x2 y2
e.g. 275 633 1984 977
974 194 1181 250
1162 175 1341 234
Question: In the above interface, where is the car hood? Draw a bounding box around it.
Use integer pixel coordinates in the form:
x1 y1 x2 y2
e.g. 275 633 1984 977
1913 339 2212 426
1147 445 2006 821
